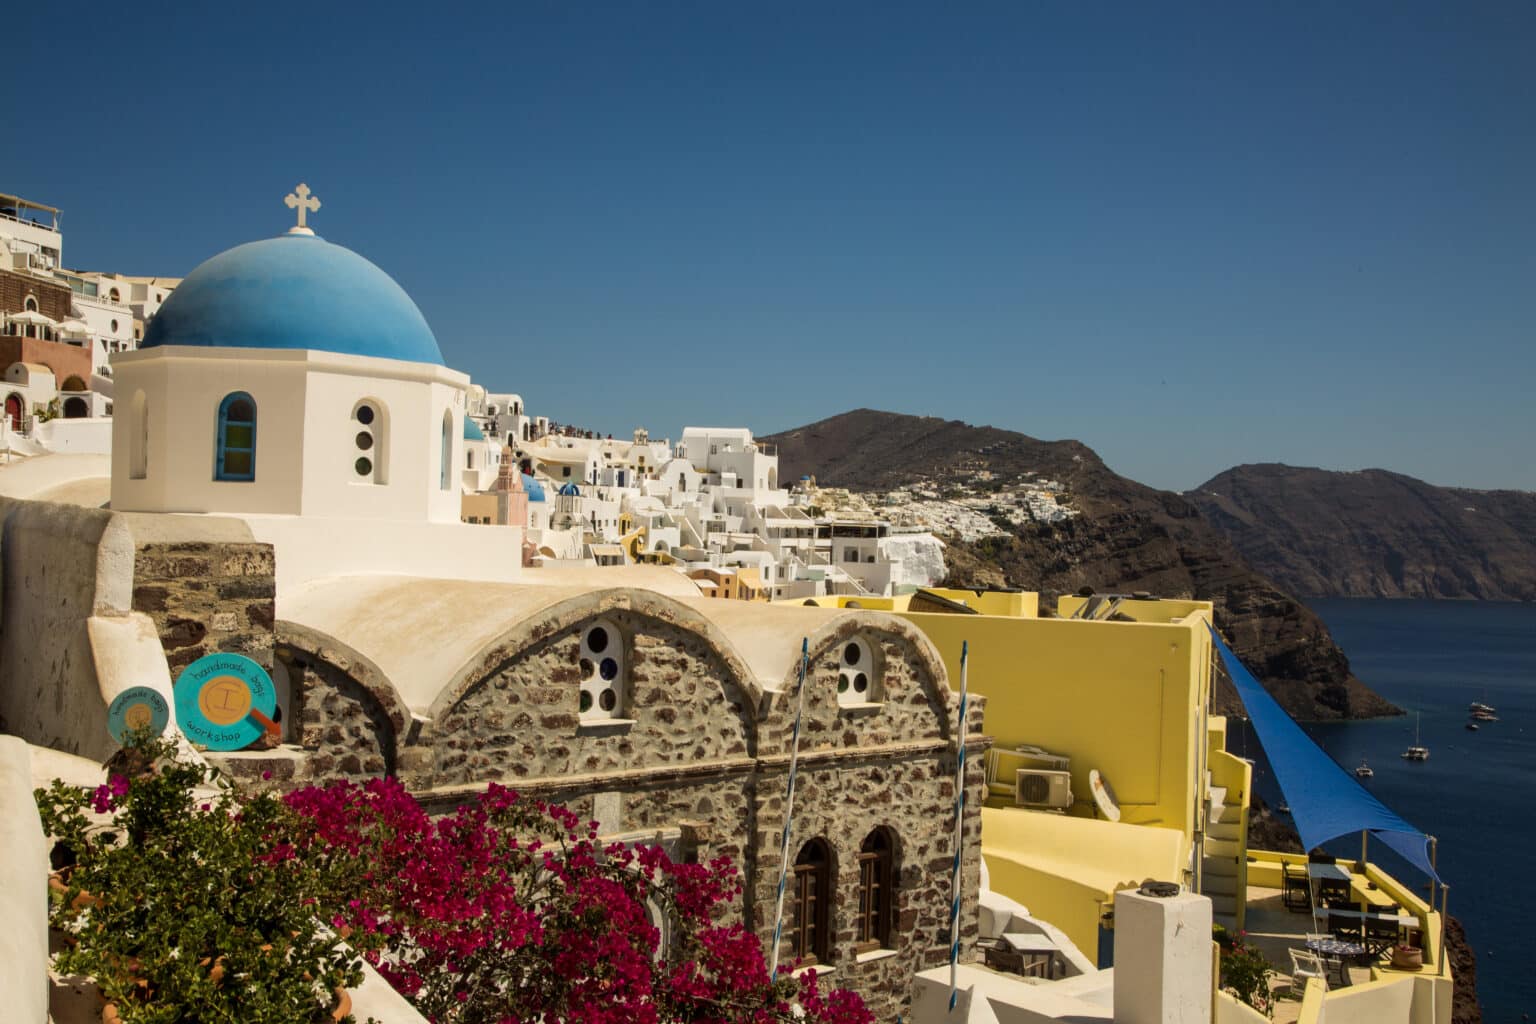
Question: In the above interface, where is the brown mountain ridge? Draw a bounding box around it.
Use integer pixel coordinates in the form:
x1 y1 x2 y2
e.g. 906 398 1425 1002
761 409 1399 721
1190 464 1536 601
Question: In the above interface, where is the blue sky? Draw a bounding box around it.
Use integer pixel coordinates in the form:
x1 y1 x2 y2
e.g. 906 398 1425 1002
10 2 1533 492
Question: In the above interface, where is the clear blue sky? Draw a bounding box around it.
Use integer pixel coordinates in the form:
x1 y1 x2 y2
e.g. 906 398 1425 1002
10 2 1534 492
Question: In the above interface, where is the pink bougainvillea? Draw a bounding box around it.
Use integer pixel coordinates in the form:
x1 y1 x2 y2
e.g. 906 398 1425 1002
281 778 873 1024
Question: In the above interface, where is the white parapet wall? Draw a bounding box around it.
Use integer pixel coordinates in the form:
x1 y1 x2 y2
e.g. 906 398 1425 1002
0 736 49 1024
1113 886 1213 1024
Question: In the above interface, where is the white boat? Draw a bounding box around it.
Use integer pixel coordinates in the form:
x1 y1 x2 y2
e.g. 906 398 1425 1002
1469 699 1496 715
1354 759 1374 778
1402 712 1429 761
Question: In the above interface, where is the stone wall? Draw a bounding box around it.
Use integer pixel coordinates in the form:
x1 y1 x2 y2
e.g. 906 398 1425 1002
278 604 982 1019
131 541 275 674
431 609 756 788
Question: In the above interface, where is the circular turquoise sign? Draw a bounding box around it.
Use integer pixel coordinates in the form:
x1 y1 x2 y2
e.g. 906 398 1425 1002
106 686 170 745
173 653 277 751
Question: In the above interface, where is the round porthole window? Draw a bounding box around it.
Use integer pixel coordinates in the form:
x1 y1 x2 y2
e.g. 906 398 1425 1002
353 403 381 480
837 637 878 707
579 620 623 720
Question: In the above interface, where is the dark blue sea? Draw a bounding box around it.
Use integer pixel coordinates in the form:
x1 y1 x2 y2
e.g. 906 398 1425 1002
1234 599 1535 1023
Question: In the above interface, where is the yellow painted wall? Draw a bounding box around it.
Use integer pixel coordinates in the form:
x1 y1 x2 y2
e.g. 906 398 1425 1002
980 806 1187 955
898 608 1213 841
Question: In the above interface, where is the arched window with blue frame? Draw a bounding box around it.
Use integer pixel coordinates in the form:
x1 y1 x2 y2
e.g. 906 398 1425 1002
215 392 257 481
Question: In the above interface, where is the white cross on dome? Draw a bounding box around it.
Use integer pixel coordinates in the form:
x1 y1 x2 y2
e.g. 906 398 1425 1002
284 183 321 235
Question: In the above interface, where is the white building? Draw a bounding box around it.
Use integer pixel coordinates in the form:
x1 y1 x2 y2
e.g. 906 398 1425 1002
106 186 520 589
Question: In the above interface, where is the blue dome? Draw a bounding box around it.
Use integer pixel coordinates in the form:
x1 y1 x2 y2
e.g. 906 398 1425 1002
522 475 546 502
558 482 581 497
463 417 485 441
142 233 443 364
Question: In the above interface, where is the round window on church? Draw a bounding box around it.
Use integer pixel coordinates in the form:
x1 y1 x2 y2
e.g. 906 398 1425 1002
355 457 373 476
837 636 881 707
578 619 624 722
356 405 375 425
356 431 374 451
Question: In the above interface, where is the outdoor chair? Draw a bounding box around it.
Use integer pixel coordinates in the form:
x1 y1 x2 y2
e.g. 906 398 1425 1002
1364 917 1400 959
1282 862 1311 912
1318 877 1352 909
1286 949 1329 998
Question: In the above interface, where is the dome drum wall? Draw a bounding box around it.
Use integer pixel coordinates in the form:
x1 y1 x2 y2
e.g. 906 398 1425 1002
110 346 470 523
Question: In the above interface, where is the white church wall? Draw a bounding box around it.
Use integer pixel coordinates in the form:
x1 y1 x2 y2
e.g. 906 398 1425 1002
110 348 307 515
297 358 469 523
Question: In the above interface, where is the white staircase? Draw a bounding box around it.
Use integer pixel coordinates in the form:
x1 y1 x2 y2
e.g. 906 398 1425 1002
1202 773 1245 925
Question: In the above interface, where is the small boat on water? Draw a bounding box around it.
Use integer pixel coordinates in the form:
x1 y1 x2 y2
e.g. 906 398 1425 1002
1403 713 1429 761
1471 708 1498 722
1470 699 1497 715
1466 721 1480 731
1354 759 1374 778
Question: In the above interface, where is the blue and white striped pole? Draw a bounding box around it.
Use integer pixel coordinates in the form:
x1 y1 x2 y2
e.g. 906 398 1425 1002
948 640 970 1012
770 637 811 981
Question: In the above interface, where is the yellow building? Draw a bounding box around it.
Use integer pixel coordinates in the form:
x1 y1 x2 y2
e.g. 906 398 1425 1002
796 588 1251 958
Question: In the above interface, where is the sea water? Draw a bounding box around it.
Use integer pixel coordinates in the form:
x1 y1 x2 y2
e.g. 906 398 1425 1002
1236 599 1535 1021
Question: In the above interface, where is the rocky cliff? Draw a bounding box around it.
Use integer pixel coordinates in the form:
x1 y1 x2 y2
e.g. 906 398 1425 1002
1190 464 1536 600
763 410 1398 721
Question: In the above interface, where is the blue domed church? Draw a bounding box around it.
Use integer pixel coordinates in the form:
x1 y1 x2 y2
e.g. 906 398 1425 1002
110 186 473 530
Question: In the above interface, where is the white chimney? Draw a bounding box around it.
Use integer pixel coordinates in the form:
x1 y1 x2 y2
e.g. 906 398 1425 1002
1113 883 1213 1024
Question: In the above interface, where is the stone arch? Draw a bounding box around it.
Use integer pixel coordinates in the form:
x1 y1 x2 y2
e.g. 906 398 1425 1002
62 396 89 418
431 588 763 721
786 611 955 740
276 622 413 778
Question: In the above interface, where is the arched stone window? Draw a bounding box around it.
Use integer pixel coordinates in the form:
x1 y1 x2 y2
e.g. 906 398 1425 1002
790 838 832 964
578 619 625 720
837 636 881 707
440 411 453 490
24 295 38 312
215 392 257 481
353 400 386 484
129 390 148 479
62 396 89 418
856 828 896 953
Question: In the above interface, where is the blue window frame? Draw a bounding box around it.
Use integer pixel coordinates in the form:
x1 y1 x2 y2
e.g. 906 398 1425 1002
216 392 257 481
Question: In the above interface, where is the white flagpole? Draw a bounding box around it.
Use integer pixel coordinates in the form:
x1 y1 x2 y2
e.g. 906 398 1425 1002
770 637 810 980
949 640 970 1012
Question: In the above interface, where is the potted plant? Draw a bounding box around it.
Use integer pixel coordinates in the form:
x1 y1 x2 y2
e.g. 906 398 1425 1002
1390 943 1423 971
36 733 364 1023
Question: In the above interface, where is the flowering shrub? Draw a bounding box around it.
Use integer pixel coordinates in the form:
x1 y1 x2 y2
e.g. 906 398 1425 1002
1213 924 1275 1017
282 776 872 1024
36 735 364 1023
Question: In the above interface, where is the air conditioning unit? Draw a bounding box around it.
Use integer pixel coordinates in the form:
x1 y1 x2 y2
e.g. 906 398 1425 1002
1015 769 1073 811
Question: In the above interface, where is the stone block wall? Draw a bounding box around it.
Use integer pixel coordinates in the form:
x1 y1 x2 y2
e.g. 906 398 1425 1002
431 610 756 788
279 604 982 1020
286 651 395 779
131 542 275 674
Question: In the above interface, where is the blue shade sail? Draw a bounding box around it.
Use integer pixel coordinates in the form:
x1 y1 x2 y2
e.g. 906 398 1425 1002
1209 624 1440 882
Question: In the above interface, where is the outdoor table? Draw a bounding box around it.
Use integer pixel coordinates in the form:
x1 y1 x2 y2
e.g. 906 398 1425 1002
1001 932 1059 979
1306 863 1352 883
1306 935 1366 986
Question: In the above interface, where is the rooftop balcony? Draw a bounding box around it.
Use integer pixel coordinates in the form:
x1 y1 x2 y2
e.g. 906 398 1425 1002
1241 850 1449 1022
